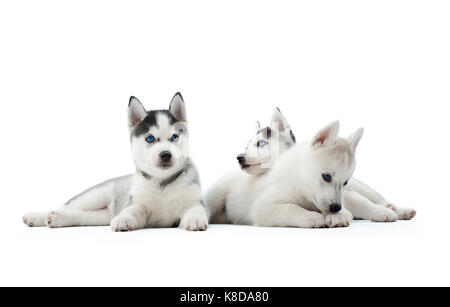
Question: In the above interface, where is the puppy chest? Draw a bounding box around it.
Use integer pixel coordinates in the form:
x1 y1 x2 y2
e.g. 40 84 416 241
136 188 198 226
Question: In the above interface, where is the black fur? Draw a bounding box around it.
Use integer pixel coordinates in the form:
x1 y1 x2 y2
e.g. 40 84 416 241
160 167 185 189
172 218 181 228
258 127 272 139
139 170 152 180
129 96 138 107
290 130 296 143
159 158 198 189
133 110 180 137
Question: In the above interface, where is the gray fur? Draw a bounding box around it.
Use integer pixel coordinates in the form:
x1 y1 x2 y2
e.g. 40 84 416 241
65 175 131 206
160 167 185 188
159 158 200 189
258 127 272 139
139 170 152 180
110 176 134 216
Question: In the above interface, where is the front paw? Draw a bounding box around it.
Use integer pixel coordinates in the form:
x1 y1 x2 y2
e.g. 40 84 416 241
371 207 399 222
110 214 139 232
180 209 208 231
298 212 326 228
325 209 352 228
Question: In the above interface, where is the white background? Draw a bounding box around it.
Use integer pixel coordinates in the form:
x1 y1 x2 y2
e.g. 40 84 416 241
1 0 449 286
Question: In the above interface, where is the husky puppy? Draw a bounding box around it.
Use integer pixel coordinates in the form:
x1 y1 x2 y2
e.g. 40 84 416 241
23 93 209 231
235 117 416 223
205 108 295 224
253 120 416 228
253 121 360 228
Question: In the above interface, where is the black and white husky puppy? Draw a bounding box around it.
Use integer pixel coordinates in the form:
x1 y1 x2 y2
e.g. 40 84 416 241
23 93 209 231
205 108 295 224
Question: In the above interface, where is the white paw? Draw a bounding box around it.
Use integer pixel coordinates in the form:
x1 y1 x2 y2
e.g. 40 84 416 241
371 207 399 222
45 211 67 228
23 212 48 227
298 212 326 228
325 209 353 228
110 214 139 232
385 204 416 220
180 210 208 231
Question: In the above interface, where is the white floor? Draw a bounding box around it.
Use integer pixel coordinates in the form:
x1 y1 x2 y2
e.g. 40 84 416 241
2 214 448 287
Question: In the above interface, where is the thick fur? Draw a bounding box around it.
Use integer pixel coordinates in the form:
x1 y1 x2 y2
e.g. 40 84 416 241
207 118 416 228
23 93 209 231
205 108 295 224
253 122 360 228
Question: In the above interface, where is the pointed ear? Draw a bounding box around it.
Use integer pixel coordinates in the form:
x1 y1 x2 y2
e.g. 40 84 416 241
311 120 340 147
348 127 364 152
169 92 187 122
271 107 290 133
254 121 261 132
128 96 147 127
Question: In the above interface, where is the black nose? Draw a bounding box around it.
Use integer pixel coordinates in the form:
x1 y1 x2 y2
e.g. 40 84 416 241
237 154 246 166
159 151 172 163
329 203 342 213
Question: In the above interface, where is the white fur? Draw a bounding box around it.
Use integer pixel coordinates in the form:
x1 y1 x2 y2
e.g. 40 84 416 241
205 108 295 224
207 117 416 229
252 131 356 228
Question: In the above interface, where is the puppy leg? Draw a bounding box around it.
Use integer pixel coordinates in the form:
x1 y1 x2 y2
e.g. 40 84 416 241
348 178 388 204
254 202 326 228
45 209 112 228
344 190 398 222
110 204 147 232
348 179 416 220
23 181 113 227
180 204 209 231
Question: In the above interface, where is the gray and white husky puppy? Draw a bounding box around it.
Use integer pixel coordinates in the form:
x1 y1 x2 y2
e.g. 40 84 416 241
205 108 295 224
23 93 209 231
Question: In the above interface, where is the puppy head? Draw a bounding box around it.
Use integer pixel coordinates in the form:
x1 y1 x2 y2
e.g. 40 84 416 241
128 93 190 179
238 108 296 175
305 120 364 214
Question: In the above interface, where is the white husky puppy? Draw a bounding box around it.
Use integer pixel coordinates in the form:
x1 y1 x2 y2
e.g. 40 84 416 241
23 93 209 231
253 121 416 228
206 108 295 224
253 121 361 228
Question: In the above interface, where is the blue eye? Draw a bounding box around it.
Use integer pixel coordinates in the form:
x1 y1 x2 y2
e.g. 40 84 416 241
322 173 332 183
257 140 267 147
146 135 155 143
171 134 179 142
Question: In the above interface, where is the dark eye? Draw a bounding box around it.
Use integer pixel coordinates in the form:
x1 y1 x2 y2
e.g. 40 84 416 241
344 180 349 186
146 135 155 143
171 134 179 142
257 140 267 147
322 173 332 183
